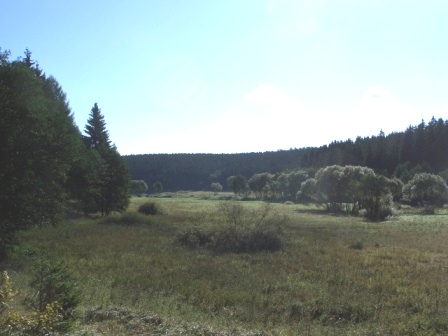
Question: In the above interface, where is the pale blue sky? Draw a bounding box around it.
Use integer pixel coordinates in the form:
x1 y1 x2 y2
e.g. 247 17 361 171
2 0 447 154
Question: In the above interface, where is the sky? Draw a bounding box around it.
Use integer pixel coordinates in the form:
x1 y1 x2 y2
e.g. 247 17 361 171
1 0 447 155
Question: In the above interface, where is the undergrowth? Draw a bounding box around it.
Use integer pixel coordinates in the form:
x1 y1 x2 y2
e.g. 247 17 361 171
3 195 448 335
137 201 161 216
176 202 288 253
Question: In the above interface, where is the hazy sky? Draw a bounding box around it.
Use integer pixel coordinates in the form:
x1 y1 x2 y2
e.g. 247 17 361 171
2 0 447 154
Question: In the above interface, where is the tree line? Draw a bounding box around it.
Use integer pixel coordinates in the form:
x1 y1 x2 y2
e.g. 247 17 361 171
123 150 305 192
300 120 448 178
124 118 448 192
225 165 447 221
0 48 130 257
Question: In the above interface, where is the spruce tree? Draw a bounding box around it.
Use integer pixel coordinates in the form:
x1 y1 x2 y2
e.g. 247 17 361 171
82 104 129 215
84 103 111 149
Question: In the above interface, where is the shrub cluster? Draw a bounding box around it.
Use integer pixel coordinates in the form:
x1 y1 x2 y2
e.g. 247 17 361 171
26 258 80 322
176 228 213 249
213 222 284 253
176 202 288 253
138 201 161 216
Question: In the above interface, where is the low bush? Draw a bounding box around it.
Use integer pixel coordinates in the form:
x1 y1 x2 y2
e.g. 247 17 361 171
138 201 161 215
420 204 435 215
176 228 213 249
213 222 284 253
176 202 288 253
1 258 80 335
26 258 80 322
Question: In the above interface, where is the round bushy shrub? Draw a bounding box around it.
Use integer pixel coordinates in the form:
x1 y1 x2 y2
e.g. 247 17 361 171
138 201 160 215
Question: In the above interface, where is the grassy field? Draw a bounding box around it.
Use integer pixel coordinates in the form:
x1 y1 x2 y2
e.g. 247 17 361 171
3 192 448 335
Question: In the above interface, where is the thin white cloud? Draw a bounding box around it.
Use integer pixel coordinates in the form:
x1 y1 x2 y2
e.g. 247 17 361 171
186 85 314 152
266 0 325 38
244 84 297 107
352 86 413 135
133 85 307 153
120 84 446 155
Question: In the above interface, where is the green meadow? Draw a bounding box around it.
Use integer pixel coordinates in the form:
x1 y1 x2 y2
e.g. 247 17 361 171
4 193 448 335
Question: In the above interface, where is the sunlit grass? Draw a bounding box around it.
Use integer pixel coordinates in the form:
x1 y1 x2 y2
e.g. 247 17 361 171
4 195 448 335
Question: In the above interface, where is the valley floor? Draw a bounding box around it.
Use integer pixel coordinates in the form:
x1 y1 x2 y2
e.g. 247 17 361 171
3 193 448 335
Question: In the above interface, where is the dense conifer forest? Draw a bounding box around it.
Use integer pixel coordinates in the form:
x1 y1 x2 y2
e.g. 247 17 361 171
0 48 130 255
123 118 448 191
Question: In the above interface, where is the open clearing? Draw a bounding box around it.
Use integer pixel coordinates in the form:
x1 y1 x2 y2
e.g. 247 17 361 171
4 193 448 335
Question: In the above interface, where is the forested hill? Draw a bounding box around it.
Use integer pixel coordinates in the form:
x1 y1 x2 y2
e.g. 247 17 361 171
123 150 306 191
123 117 448 191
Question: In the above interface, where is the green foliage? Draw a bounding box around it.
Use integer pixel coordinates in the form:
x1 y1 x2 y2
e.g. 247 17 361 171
84 103 111 150
153 181 164 194
231 170 310 201
388 176 404 201
175 227 213 249
213 220 285 253
123 151 305 192
299 166 396 220
80 106 131 216
420 204 435 215
79 147 130 216
216 202 287 253
0 271 14 315
138 201 161 216
1 271 65 336
226 174 247 195
314 165 375 213
74 148 106 214
176 202 287 253
0 49 84 256
124 118 448 193
130 179 148 195
248 173 273 199
283 170 309 200
403 172 448 207
297 178 318 202
210 182 223 195
359 174 394 221
438 168 448 184
90 147 130 216
217 201 246 226
26 258 80 322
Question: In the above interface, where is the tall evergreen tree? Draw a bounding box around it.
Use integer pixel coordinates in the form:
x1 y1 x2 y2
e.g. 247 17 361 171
98 147 130 215
82 105 129 215
84 103 111 149
0 49 84 257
